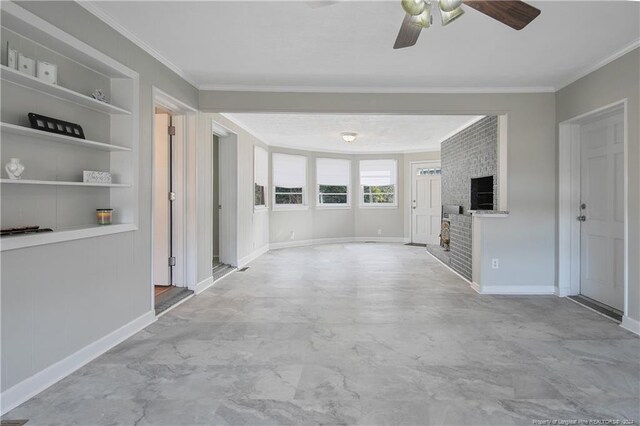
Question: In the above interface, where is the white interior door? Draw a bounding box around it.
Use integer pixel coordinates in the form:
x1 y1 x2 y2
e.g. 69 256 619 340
153 112 172 286
411 163 441 245
579 109 624 311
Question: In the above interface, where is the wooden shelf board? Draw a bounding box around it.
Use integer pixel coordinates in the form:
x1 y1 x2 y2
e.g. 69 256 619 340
1 122 131 152
1 65 131 115
0 223 138 251
1 179 131 188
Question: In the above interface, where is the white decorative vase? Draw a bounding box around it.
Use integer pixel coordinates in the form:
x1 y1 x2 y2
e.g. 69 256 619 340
5 158 25 180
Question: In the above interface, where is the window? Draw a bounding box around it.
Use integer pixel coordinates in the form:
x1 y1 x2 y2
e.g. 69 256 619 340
417 167 441 176
272 153 307 208
316 158 351 207
254 146 268 208
359 159 397 206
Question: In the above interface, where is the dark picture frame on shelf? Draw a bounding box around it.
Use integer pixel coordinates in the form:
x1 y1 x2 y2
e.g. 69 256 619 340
28 112 85 139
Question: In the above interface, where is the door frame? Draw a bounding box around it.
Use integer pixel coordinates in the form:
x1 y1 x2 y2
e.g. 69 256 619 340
212 120 240 267
151 87 197 307
409 160 441 244
558 99 628 315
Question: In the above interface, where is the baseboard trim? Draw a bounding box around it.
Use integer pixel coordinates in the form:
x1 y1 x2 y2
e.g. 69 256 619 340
238 244 269 268
479 285 556 295
621 316 640 335
0 310 156 415
194 276 214 295
470 281 481 293
270 237 409 250
353 237 410 243
269 237 354 250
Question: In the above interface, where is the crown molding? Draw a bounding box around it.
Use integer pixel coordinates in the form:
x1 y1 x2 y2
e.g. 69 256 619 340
200 84 556 94
76 1 199 89
556 38 640 91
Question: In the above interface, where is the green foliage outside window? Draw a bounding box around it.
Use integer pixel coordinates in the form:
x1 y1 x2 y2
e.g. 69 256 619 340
254 183 265 206
275 187 303 204
318 185 348 204
362 185 395 204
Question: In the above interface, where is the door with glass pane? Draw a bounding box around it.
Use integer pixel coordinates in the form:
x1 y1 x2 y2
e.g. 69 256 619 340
411 162 441 245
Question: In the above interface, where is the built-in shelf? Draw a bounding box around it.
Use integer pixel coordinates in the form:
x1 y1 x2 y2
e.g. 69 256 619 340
0 122 131 152
1 179 131 187
1 65 131 115
0 223 138 252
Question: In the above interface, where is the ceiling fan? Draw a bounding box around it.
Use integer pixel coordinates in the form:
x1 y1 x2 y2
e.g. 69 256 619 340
394 0 541 49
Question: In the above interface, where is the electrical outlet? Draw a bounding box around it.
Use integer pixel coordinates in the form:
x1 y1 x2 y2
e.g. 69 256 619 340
377 229 382 235
290 231 295 240
492 258 499 269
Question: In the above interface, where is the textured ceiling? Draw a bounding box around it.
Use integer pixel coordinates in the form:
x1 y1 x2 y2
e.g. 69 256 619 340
224 114 484 153
86 1 640 91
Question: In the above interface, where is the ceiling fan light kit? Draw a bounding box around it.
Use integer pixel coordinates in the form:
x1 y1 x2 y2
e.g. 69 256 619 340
438 0 464 13
411 4 433 28
441 6 465 26
394 0 541 49
402 0 427 16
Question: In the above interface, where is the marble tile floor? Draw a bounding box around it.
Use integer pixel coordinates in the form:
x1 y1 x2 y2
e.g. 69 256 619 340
3 243 639 425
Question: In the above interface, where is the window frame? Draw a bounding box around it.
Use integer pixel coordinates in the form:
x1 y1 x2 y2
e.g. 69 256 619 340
316 158 352 209
254 146 269 211
272 153 308 211
359 159 398 208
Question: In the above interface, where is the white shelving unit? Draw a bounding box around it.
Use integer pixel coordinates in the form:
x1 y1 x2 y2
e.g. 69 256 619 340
0 2 139 252
0 122 131 152
1 179 131 187
1 65 131 115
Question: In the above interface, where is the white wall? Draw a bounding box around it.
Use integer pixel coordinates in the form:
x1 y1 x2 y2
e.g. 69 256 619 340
1 0 198 408
197 114 270 267
556 48 640 323
267 147 441 246
200 91 557 291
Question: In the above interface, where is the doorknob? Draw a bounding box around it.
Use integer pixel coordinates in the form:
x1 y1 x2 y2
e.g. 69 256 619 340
577 215 586 222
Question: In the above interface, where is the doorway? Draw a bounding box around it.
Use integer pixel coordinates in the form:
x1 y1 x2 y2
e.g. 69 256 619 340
152 89 197 314
411 161 442 245
559 100 627 322
212 134 221 268
578 106 625 316
153 108 174 288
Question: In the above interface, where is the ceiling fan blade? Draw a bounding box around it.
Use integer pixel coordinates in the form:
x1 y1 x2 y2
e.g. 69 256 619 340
394 14 422 49
463 0 541 30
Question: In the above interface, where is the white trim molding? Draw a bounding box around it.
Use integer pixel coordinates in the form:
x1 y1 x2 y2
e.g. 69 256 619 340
557 100 629 317
200 84 556 94
621 316 640 336
478 285 556 295
238 244 270 268
269 236 408 250
0 311 156 416
556 39 640 91
194 276 214 295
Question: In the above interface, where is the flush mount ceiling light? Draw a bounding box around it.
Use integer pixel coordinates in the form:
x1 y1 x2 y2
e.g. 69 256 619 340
394 0 542 49
340 132 358 143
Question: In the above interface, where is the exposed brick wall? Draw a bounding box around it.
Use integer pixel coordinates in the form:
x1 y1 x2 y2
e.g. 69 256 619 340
441 116 498 281
441 116 498 213
449 214 473 280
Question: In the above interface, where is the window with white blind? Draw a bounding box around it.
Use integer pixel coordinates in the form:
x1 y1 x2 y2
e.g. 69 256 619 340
359 159 398 207
254 146 268 208
272 153 307 208
316 158 351 207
